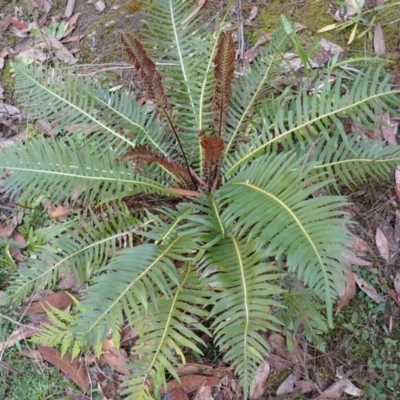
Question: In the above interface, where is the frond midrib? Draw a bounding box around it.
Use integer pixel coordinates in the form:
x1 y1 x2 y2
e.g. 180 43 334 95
224 88 400 176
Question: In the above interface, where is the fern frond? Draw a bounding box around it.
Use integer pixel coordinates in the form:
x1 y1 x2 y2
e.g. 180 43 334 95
282 289 328 350
309 135 400 189
121 32 171 114
121 263 210 399
71 234 198 350
200 135 224 184
217 152 351 325
118 145 193 188
201 235 285 397
2 208 145 303
223 26 292 158
0 137 172 204
212 31 235 137
225 66 400 176
13 62 173 157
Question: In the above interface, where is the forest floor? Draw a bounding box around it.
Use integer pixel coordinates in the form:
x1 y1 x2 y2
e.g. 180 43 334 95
1 0 400 399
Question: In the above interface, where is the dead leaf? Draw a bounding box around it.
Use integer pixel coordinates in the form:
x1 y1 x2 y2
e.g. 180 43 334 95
194 386 213 400
102 335 130 375
0 14 12 33
340 251 372 266
40 31 77 64
120 326 138 345
394 272 400 294
376 227 390 261
249 360 270 399
276 370 301 395
245 6 258 26
334 0 366 21
12 231 26 248
355 274 386 303
38 346 90 392
380 112 398 145
21 291 77 314
374 23 386 55
181 0 206 25
49 204 71 222
336 266 356 313
10 18 29 30
163 388 190 400
350 234 373 256
88 0 106 12
161 375 221 395
295 380 316 393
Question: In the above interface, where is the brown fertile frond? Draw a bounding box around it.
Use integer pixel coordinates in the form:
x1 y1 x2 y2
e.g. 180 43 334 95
118 145 193 188
200 135 224 184
121 32 171 114
212 31 235 137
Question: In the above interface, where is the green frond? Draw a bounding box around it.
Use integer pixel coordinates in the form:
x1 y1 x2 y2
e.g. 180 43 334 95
141 0 223 170
121 263 210 399
282 289 328 350
224 26 292 158
217 153 351 325
71 234 198 350
224 66 400 176
0 137 172 204
309 135 400 190
13 62 173 157
2 208 144 303
201 236 285 397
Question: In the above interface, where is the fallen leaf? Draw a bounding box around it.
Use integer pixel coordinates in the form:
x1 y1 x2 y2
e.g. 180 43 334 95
88 0 106 12
10 18 29 30
245 6 258 25
31 0 53 13
394 272 400 294
163 388 190 400
102 335 130 375
38 346 90 392
339 251 372 267
161 375 221 395
193 386 213 400
336 266 356 313
350 234 373 256
168 188 200 197
276 370 301 395
181 0 206 25
295 380 316 393
380 112 397 145
249 360 270 399
21 291 77 314
374 23 386 55
40 31 77 64
355 274 386 303
395 210 400 242
0 14 12 33
376 227 390 261
120 326 138 345
49 204 71 222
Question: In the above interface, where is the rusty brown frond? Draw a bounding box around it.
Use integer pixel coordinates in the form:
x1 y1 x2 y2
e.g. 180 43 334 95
121 32 171 114
118 145 193 188
200 135 224 186
212 31 235 137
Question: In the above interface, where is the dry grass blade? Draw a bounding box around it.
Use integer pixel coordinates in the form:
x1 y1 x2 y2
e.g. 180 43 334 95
118 145 193 188
213 31 235 136
121 32 171 114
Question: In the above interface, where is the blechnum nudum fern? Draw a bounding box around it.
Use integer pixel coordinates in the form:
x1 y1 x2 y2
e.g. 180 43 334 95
2 0 400 397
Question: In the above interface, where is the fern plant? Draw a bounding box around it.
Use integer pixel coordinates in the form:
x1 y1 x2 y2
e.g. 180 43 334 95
2 0 400 398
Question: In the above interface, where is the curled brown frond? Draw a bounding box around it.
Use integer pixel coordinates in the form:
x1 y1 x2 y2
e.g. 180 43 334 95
118 145 193 188
121 32 171 114
212 31 235 136
200 135 224 182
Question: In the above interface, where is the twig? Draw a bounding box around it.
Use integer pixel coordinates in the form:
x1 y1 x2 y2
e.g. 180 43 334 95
236 0 245 60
